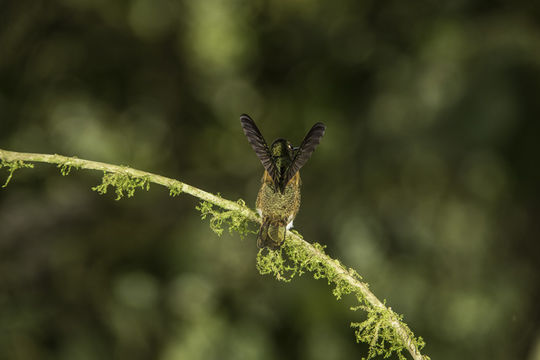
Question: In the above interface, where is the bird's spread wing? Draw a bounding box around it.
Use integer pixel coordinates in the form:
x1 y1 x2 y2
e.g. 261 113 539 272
282 122 326 192
240 114 279 184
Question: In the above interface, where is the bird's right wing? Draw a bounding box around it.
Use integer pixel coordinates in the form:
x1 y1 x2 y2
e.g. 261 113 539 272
240 114 279 184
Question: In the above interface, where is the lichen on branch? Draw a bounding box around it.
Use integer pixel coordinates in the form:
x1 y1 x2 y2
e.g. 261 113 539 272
196 199 255 239
92 170 150 200
0 159 34 187
256 232 427 360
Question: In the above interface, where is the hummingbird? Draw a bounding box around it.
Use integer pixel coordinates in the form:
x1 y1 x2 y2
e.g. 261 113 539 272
240 114 326 249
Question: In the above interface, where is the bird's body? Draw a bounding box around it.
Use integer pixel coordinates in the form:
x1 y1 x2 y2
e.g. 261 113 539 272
256 170 301 249
240 114 325 249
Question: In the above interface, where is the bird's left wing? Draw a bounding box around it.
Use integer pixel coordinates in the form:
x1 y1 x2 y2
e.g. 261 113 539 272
240 114 279 184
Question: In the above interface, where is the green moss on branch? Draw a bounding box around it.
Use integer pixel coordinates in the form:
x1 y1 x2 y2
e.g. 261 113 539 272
0 160 34 187
92 171 150 200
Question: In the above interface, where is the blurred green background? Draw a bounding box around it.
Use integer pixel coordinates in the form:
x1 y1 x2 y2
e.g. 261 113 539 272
1 1 540 359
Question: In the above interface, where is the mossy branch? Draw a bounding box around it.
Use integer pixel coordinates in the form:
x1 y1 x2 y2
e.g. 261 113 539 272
0 148 428 360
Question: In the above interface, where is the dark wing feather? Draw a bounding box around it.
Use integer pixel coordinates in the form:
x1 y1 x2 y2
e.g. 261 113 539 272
240 114 278 183
281 122 326 192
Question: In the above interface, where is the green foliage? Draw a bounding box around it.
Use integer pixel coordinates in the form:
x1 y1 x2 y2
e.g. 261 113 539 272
168 182 184 197
351 306 427 360
256 233 362 294
196 199 255 239
0 160 34 187
57 157 80 176
256 235 333 282
256 247 297 282
92 171 150 200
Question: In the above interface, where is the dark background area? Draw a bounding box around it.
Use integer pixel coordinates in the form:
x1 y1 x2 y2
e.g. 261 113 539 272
1 1 540 359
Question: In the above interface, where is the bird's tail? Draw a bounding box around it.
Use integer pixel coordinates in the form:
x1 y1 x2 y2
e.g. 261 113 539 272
257 217 286 250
